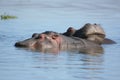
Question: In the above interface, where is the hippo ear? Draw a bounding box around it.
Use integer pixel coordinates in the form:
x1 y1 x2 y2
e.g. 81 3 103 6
67 27 72 32
52 34 59 39
67 27 75 32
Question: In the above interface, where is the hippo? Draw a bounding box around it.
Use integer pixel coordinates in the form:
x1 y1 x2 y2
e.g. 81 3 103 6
63 23 116 44
15 31 103 54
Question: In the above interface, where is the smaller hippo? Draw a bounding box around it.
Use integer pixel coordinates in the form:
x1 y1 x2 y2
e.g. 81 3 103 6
63 23 116 44
15 31 103 54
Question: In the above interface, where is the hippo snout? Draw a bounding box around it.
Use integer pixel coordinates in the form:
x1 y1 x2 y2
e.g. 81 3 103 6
15 38 37 48
15 42 28 47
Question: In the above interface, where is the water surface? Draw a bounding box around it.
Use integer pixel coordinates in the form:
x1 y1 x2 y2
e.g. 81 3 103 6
0 0 120 80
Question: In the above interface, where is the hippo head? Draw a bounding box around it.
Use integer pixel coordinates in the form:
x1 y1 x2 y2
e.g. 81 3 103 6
15 31 62 53
81 23 106 44
73 23 106 44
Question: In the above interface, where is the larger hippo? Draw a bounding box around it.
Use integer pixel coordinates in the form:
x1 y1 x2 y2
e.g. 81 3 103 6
63 23 116 44
15 31 103 54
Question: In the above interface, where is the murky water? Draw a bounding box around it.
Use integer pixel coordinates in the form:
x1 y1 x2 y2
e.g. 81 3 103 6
0 0 120 80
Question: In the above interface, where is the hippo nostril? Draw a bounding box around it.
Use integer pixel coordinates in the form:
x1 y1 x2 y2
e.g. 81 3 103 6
35 34 45 40
35 35 41 39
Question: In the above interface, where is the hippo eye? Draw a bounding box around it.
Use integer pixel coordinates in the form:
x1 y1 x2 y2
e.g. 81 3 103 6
52 34 59 39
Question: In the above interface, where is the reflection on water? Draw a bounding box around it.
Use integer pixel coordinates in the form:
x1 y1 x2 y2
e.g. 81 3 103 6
0 0 120 80
30 52 104 80
79 54 104 80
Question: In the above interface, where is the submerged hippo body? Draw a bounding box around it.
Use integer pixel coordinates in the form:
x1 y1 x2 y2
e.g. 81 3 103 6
15 31 103 53
63 23 116 44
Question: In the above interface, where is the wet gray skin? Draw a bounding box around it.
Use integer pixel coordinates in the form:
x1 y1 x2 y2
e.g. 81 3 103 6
15 31 103 54
15 32 57 49
63 23 116 44
15 33 39 47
